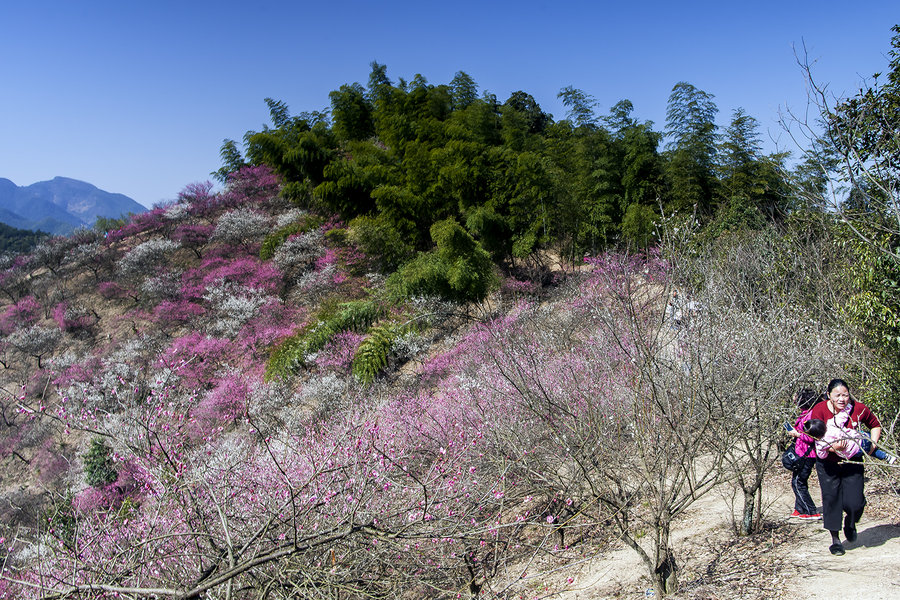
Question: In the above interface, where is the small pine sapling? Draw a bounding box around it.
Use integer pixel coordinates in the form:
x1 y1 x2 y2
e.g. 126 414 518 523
83 437 118 488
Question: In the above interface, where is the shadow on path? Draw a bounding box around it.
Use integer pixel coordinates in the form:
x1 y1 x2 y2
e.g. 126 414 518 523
846 523 900 550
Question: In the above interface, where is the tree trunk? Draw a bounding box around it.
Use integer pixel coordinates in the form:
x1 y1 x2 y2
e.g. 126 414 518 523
740 486 756 536
738 481 762 535
653 546 679 596
652 518 678 596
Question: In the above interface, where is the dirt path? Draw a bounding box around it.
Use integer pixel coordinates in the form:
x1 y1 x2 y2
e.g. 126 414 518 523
788 513 900 600
557 471 900 599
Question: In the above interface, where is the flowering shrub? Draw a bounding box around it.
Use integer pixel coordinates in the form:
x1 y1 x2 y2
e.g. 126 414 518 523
151 299 206 328
203 282 272 338
51 302 97 334
7 325 62 368
189 372 248 441
210 208 270 248
500 275 542 298
181 183 227 218
171 223 214 258
296 261 336 296
262 218 323 262
203 257 281 294
222 164 281 207
0 253 33 301
311 330 365 372
30 236 77 275
160 333 231 389
140 272 182 302
275 207 307 228
233 301 303 359
69 239 113 279
117 239 179 279
104 222 141 243
176 256 280 308
163 201 190 222
51 353 103 389
0 295 40 335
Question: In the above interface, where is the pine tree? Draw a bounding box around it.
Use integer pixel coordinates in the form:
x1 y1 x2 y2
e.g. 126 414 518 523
84 438 118 488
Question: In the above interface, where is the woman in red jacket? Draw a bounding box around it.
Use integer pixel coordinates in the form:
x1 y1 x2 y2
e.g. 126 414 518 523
811 378 883 556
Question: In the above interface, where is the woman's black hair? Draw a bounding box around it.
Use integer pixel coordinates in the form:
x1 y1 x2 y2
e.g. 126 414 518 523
827 378 850 394
796 388 819 411
804 418 827 439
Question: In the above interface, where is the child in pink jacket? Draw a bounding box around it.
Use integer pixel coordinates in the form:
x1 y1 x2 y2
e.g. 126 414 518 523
786 389 822 519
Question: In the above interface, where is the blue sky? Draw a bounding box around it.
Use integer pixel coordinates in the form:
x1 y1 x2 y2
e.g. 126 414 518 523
1 1 897 208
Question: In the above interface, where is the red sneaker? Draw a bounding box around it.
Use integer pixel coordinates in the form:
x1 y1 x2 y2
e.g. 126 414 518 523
798 513 822 520
790 510 801 518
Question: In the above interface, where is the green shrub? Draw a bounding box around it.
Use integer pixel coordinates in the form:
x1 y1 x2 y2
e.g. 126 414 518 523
332 299 383 332
84 438 118 488
94 215 128 233
265 321 336 380
620 202 659 249
42 492 77 545
265 299 384 380
388 218 496 303
351 322 410 384
348 215 415 272
324 227 349 245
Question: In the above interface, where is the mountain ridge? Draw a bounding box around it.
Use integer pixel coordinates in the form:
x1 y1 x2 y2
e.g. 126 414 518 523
0 176 146 235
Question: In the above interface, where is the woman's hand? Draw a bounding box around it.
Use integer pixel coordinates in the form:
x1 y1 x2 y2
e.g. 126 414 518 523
829 439 850 454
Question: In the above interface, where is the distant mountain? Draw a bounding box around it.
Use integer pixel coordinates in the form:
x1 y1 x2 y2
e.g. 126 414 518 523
0 177 146 236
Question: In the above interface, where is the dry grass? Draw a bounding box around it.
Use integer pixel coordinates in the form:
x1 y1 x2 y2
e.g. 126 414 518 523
673 522 804 600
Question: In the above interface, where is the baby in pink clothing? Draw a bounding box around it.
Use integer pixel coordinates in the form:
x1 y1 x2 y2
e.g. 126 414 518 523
806 417 861 459
804 417 893 462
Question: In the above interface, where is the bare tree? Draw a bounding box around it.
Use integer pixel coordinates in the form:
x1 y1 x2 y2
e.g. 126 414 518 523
6 326 62 369
782 28 900 260
465 253 722 596
670 230 856 534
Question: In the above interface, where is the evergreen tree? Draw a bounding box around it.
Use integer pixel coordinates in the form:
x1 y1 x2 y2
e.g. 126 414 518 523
213 139 247 183
558 86 598 128
449 71 478 110
503 91 550 135
244 99 335 191
83 437 118 488
366 61 392 102
664 82 719 218
715 107 766 229
330 83 375 141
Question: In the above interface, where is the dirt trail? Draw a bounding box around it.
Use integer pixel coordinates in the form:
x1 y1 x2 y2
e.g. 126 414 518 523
788 516 900 600
556 472 900 599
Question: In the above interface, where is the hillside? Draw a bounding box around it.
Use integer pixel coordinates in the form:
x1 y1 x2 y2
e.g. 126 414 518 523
0 221 47 254
1 161 894 599
3 39 900 594
0 176 145 235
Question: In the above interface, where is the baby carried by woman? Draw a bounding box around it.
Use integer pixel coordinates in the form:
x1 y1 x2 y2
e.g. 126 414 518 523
804 403 896 464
